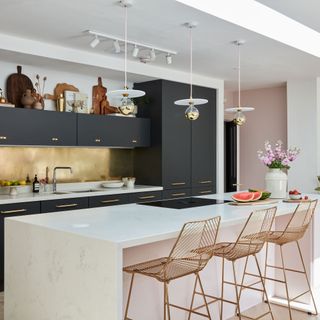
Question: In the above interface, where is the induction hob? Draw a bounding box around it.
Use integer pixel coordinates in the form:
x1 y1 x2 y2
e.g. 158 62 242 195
139 197 231 209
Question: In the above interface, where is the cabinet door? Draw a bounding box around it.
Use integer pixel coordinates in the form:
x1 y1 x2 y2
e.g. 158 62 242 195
41 197 88 213
77 115 150 147
0 201 41 291
0 108 77 146
162 81 192 189
191 87 216 190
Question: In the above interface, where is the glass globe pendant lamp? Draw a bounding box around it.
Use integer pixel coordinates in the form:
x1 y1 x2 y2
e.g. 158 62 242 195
107 0 145 114
174 22 208 120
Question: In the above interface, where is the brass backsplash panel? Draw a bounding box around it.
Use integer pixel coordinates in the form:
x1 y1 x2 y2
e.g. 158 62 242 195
0 147 133 182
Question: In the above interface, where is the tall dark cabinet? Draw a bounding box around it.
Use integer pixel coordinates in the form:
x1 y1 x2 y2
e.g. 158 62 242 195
134 79 216 197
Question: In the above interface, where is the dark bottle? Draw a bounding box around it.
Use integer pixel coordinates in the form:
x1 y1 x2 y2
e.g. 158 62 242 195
33 174 40 193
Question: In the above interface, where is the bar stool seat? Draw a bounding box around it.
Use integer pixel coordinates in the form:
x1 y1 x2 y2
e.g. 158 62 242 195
123 256 209 282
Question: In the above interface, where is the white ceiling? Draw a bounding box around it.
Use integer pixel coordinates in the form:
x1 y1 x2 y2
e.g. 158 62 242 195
0 0 319 91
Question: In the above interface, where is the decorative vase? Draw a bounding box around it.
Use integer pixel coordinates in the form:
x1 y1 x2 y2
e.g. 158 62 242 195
21 89 35 109
265 168 288 199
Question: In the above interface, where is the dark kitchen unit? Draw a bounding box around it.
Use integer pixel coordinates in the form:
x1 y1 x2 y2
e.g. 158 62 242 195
224 121 238 192
133 79 216 197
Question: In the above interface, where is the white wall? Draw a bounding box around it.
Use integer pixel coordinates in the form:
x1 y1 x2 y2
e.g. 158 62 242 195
287 79 320 193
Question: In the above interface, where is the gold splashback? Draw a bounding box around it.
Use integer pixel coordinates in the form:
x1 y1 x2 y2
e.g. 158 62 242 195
0 147 133 182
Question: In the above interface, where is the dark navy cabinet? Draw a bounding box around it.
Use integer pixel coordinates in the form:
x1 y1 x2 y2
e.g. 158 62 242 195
0 108 77 146
133 79 216 194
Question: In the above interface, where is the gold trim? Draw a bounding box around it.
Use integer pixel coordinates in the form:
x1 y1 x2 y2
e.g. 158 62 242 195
0 209 27 214
100 199 120 204
56 203 78 208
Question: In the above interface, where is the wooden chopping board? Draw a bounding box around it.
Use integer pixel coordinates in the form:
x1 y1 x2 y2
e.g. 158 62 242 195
228 199 279 206
44 83 79 100
6 66 34 107
92 77 107 114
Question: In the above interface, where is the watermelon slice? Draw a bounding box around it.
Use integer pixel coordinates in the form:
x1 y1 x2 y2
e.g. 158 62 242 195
232 192 255 202
249 189 271 200
251 191 262 201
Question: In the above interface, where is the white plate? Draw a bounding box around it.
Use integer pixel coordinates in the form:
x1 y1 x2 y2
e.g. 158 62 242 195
101 181 124 188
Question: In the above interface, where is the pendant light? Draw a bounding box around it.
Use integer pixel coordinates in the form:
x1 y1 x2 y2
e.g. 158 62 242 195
107 0 145 115
174 22 208 121
225 40 254 126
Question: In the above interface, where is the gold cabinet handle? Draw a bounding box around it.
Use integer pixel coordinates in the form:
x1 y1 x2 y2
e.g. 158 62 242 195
171 182 186 186
199 180 212 184
0 209 27 214
95 138 101 143
199 190 212 194
171 192 186 197
132 140 137 143
56 203 78 208
100 199 120 204
0 136 7 140
138 195 156 200
51 137 59 141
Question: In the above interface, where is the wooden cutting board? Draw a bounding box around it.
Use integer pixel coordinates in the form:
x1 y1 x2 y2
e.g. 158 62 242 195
6 66 34 107
228 199 279 206
92 77 107 114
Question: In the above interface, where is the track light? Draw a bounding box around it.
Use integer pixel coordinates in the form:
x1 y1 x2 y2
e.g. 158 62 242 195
114 40 121 53
90 36 100 48
132 45 139 58
150 48 156 61
166 54 172 64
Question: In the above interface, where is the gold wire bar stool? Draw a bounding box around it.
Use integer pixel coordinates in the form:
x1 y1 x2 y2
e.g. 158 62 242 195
123 216 221 320
192 207 277 320
256 200 318 320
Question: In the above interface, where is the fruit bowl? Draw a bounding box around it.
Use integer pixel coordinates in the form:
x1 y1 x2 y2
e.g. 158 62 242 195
289 194 302 200
101 180 124 188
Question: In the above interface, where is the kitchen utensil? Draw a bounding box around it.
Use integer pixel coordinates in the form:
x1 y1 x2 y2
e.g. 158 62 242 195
101 180 124 188
6 66 34 108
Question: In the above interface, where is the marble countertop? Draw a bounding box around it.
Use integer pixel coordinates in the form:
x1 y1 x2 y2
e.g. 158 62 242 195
0 185 163 205
7 193 309 248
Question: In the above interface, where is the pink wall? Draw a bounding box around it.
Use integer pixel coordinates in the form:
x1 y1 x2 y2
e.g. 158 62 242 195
233 86 287 190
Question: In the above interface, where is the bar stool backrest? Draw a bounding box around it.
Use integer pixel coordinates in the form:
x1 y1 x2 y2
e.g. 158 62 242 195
168 216 221 270
239 206 277 252
285 200 317 236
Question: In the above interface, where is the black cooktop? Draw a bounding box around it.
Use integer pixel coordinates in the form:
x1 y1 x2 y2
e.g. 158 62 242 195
140 197 231 209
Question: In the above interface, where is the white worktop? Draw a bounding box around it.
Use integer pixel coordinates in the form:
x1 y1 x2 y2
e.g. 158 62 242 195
8 193 305 248
0 184 163 205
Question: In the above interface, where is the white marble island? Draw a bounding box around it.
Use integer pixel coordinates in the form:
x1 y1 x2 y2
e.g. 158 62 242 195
4 194 320 320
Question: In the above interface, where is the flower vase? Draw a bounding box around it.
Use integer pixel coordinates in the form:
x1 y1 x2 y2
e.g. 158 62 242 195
265 168 287 199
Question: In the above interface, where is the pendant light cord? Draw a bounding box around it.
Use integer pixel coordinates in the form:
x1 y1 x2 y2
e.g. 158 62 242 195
190 26 193 100
124 4 128 89
238 43 241 110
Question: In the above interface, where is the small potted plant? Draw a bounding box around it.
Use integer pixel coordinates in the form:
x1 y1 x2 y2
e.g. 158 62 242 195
257 140 300 198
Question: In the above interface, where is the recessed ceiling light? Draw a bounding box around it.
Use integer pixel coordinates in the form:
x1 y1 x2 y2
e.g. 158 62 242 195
175 0 320 58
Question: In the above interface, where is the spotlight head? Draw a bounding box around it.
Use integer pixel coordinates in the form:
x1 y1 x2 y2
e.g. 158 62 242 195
150 48 156 61
114 40 121 53
166 54 172 65
132 45 139 58
90 36 100 48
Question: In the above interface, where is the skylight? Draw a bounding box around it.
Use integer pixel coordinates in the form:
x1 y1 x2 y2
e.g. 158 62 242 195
175 0 320 58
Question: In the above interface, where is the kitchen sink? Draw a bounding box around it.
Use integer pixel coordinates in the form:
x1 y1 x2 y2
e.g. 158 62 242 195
53 191 70 195
69 189 102 193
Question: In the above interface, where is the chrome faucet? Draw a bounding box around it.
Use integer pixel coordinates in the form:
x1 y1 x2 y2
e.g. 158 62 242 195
53 167 73 192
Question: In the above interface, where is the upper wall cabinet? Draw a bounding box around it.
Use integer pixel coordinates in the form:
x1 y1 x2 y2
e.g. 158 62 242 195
0 108 77 146
77 114 150 148
0 108 150 148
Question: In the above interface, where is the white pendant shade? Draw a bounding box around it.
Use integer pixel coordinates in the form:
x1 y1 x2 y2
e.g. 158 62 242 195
225 107 254 113
175 98 208 106
107 89 145 99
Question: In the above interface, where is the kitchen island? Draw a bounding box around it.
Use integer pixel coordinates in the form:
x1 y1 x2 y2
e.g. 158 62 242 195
4 193 320 320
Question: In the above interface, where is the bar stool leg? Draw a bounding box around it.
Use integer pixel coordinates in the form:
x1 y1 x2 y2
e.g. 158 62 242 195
232 261 242 320
280 245 293 320
263 242 269 302
220 257 225 320
197 273 212 320
124 273 135 320
237 255 249 314
253 254 275 320
164 282 171 320
296 240 318 315
188 275 198 320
